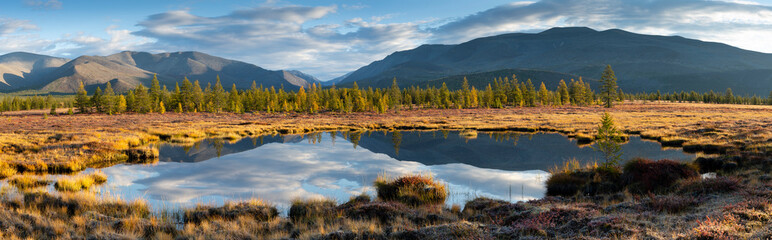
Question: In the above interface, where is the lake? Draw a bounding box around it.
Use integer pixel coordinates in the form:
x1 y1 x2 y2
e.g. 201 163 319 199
78 131 695 210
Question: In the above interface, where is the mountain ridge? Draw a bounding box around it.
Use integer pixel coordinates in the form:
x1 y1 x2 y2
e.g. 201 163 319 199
0 51 320 93
337 27 772 95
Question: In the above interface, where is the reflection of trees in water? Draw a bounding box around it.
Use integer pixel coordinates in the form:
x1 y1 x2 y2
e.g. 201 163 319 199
487 132 522 146
207 138 225 157
391 131 402 156
329 132 337 146
347 131 362 149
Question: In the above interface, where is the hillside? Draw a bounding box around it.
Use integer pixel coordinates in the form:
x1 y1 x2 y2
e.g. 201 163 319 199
0 52 69 91
338 27 772 95
1 51 321 93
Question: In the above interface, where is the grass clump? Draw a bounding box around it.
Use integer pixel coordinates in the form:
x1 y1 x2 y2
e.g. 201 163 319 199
9 175 51 190
0 161 17 179
289 198 339 225
374 174 447 206
185 199 278 224
54 171 108 192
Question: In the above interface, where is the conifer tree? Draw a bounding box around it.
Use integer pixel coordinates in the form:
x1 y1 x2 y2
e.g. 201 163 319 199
558 79 570 105
158 101 166 114
133 84 151 113
212 76 227 112
600 65 618 108
538 82 550 106
104 82 115 114
91 87 104 113
593 112 623 167
116 95 127 113
150 74 162 110
75 81 90 113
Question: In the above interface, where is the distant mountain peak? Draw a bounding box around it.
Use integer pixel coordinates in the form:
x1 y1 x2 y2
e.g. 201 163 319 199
539 26 597 35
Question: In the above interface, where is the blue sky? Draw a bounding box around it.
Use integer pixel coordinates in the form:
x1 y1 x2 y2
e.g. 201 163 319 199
2 0 772 80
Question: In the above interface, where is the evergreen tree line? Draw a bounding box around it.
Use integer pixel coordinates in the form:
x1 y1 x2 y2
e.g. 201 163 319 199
72 74 608 114
622 88 772 105
3 76 771 114
0 95 74 112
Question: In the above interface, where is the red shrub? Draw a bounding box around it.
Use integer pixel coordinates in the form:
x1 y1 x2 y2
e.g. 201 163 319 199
622 158 699 194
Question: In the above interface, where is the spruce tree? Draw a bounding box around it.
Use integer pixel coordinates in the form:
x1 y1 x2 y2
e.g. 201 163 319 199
75 81 90 113
104 82 115 114
600 65 618 108
593 112 623 167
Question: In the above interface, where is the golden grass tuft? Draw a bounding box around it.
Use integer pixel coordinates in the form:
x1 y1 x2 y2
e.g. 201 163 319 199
54 171 108 192
8 175 51 190
374 173 448 206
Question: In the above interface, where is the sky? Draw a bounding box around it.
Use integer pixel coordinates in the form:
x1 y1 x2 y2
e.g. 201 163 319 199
2 0 772 80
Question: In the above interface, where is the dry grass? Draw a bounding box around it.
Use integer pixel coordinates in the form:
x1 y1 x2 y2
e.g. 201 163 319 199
8 175 51 190
53 171 108 192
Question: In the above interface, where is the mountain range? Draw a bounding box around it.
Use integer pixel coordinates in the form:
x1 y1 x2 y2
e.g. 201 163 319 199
1 27 771 94
0 51 320 93
337 27 772 95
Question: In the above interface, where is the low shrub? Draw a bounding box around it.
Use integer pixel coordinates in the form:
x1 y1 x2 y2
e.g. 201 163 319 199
289 198 339 224
184 200 278 224
546 164 622 197
647 193 697 213
374 174 447 206
461 197 509 221
677 176 741 196
622 158 699 194
343 201 412 223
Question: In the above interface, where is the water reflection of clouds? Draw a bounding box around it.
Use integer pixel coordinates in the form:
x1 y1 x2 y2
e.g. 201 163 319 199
99 134 547 209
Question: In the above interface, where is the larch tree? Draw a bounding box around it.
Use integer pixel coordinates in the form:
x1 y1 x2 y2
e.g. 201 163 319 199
538 82 550 106
600 65 618 108
558 79 570 105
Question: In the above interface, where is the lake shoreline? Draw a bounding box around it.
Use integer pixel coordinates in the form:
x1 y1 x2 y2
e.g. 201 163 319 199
1 102 771 238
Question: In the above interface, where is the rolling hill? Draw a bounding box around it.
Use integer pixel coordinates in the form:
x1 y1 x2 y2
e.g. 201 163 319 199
1 51 321 93
337 27 772 95
0 52 69 91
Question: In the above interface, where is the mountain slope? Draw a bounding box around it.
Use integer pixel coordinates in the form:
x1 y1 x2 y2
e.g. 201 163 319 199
338 27 772 95
0 52 69 91
35 51 320 93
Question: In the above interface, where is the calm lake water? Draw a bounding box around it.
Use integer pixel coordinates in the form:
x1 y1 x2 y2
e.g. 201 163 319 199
78 131 694 210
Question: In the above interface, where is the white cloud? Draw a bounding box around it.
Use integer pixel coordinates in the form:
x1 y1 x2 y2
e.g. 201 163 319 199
131 5 429 79
0 18 38 35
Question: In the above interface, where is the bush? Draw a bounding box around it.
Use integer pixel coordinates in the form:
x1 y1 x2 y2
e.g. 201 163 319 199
289 198 339 224
185 200 277 224
546 165 622 197
647 194 697 213
622 158 699 194
374 174 447 206
677 176 741 196
343 201 412 223
462 197 509 221
546 172 589 197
